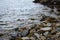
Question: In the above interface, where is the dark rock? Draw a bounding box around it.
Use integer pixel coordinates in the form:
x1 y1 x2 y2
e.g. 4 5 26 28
14 28 19 31
47 38 56 40
51 31 57 35
17 19 24 21
17 19 21 21
0 34 3 37
33 0 40 3
10 38 15 40
50 9 54 12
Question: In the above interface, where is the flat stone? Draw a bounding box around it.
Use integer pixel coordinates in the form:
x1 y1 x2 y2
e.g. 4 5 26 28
22 37 30 39
40 27 52 31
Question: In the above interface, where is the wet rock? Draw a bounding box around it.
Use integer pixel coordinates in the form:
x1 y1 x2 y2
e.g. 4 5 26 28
50 9 54 13
33 0 60 16
9 32 18 38
0 21 4 22
18 30 29 37
0 21 7 25
41 16 58 23
33 0 60 8
40 15 47 21
17 19 21 21
14 28 19 31
29 18 36 20
33 0 48 4
17 19 24 22
33 0 40 3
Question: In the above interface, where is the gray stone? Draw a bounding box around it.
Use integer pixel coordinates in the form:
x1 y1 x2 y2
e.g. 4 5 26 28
56 27 60 32
18 30 29 37
21 30 29 37
9 32 18 38
0 38 3 40
18 32 21 37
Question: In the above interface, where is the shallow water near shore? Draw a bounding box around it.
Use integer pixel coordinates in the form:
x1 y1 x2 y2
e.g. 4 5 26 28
0 0 58 32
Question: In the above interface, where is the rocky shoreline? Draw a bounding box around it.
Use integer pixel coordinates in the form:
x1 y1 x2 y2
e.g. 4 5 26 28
9 15 60 40
0 14 60 40
33 0 60 15
0 0 60 40
33 0 60 8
